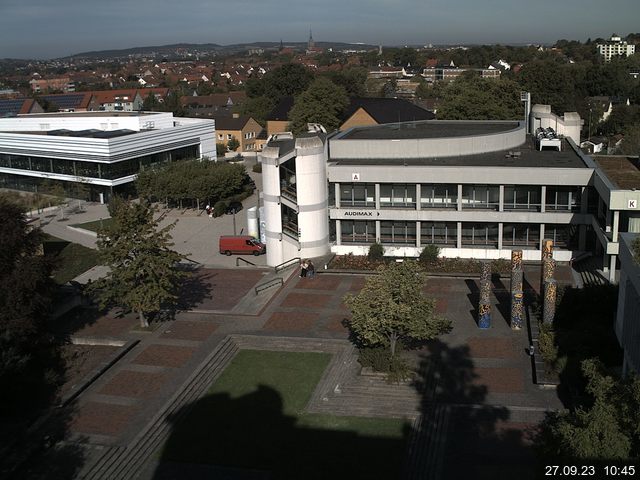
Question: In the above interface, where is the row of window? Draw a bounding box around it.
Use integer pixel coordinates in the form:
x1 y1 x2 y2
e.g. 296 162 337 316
336 183 582 211
339 220 575 249
0 145 198 180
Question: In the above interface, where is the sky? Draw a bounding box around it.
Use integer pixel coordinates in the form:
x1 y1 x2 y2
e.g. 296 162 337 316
0 0 638 59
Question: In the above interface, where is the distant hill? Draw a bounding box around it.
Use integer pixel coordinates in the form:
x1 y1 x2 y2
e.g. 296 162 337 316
66 41 378 59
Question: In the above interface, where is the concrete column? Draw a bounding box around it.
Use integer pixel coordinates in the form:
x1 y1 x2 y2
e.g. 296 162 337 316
580 186 588 214
612 210 620 242
539 224 545 252
375 220 380 243
499 185 504 212
336 220 342 246
498 223 503 250
610 255 617 283
540 185 546 213
415 184 421 211
416 221 421 247
334 183 341 208
457 221 462 249
457 184 463 211
578 224 587 251
374 183 381 210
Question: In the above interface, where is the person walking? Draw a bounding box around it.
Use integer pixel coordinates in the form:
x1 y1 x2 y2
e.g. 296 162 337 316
300 259 308 278
307 260 315 279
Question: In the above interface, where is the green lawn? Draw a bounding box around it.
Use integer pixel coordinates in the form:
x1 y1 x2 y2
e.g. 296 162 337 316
71 217 112 232
43 235 100 284
160 350 409 479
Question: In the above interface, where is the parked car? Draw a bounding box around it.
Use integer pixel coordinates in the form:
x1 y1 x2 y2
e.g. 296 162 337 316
219 235 265 256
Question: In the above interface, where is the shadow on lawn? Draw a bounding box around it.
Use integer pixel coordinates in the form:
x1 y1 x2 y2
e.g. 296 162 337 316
154 385 407 480
153 340 538 480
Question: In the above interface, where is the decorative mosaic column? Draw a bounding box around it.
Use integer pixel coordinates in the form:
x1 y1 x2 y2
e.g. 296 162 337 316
542 258 555 284
543 279 557 325
542 238 553 260
478 262 491 329
511 292 524 330
511 268 523 296
511 249 523 271
478 302 491 329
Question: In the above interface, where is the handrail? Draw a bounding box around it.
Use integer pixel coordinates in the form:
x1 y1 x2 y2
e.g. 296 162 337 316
255 277 283 294
236 257 257 267
274 256 300 273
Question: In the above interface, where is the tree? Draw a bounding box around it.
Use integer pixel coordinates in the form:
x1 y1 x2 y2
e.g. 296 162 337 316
245 63 314 102
90 198 188 327
0 198 54 388
322 67 368 97
438 75 523 120
238 95 275 125
226 136 240 152
537 358 640 460
288 77 349 134
344 262 452 358
141 92 161 111
619 124 640 155
216 142 227 157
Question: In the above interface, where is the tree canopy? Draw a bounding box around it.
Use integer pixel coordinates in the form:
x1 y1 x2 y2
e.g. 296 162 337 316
437 74 524 120
0 198 54 389
344 261 451 358
90 198 188 327
136 159 252 209
245 63 314 102
288 77 349 134
537 358 640 460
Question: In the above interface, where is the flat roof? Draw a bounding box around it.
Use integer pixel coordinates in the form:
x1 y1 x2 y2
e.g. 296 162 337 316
594 156 640 190
330 137 588 168
339 120 521 140
0 128 140 139
17 111 157 118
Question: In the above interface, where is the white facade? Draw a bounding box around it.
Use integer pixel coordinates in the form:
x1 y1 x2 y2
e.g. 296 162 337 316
261 134 330 267
598 35 636 62
529 104 582 145
0 111 216 201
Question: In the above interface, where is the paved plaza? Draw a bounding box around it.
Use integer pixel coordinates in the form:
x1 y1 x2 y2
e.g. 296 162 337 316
32 265 566 479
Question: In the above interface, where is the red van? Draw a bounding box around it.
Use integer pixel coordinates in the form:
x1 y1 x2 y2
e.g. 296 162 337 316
219 235 265 256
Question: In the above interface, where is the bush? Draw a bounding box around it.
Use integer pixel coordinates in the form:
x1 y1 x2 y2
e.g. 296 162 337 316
213 200 227 217
358 345 412 383
419 244 440 264
367 242 384 261
252 163 262 173
538 323 558 366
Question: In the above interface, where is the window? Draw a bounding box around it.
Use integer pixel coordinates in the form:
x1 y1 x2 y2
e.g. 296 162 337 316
503 186 541 211
340 183 375 208
461 223 498 247
227 134 232 140
421 184 457 208
546 187 581 211
420 222 457 245
544 224 577 250
502 223 540 248
218 134 223 140
379 184 416 208
341 220 376 244
380 221 416 244
461 185 499 210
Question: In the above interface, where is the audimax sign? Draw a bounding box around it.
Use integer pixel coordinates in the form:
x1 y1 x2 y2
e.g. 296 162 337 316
343 211 380 217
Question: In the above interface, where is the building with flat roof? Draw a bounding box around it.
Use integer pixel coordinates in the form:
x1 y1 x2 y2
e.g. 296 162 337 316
615 233 640 375
260 109 600 269
597 34 636 62
0 111 215 202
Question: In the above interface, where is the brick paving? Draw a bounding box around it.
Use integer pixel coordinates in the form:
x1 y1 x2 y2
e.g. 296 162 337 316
161 320 218 341
263 311 319 332
98 370 170 398
71 402 138 437
40 267 570 479
131 345 196 369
